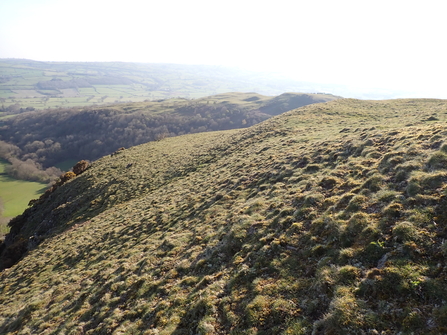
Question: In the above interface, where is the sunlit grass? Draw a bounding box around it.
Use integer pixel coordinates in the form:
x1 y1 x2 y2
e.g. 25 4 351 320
1 98 447 334
0 159 46 218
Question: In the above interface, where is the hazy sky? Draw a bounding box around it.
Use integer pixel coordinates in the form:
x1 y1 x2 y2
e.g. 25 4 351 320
1 0 446 98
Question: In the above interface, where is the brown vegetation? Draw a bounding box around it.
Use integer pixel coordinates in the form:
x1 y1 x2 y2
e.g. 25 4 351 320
72 160 89 175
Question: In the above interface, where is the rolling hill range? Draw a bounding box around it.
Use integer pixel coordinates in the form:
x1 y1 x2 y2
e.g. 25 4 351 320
0 92 338 167
0 59 328 110
1 98 447 334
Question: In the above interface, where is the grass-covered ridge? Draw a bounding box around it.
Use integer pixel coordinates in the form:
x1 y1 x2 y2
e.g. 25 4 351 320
0 91 337 167
1 98 447 334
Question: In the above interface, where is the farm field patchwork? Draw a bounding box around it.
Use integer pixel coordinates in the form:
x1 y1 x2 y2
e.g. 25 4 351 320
0 59 318 110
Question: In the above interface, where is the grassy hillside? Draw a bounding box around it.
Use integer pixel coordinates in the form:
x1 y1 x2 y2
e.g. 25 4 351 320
1 99 447 334
0 92 338 166
0 59 323 110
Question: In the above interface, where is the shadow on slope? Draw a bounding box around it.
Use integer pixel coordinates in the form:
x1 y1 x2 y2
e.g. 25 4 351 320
0 129 246 270
2 99 447 334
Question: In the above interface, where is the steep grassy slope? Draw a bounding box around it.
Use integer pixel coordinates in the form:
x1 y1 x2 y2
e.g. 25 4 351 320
1 99 447 334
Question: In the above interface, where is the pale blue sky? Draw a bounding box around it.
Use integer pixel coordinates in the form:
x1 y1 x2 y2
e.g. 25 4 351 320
1 0 446 98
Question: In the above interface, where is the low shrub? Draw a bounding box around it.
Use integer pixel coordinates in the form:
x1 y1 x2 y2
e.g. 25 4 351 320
406 181 421 197
427 151 447 170
440 143 447 153
359 240 386 265
382 202 403 218
319 176 339 190
394 161 422 175
335 193 355 210
305 164 320 173
59 171 76 185
310 216 343 242
348 212 370 230
313 286 364 334
302 192 324 208
392 221 417 243
337 265 361 285
312 266 338 294
0 236 27 270
72 160 89 175
402 309 425 331
379 151 404 172
361 174 384 192
345 194 368 213
420 171 447 189
434 305 447 327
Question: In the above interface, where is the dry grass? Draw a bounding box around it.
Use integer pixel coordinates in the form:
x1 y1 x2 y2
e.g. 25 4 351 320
1 98 447 334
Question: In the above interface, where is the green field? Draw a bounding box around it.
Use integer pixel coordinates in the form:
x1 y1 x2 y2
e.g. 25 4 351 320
0 160 46 230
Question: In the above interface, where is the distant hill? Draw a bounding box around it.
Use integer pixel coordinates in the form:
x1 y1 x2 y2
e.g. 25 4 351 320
0 92 338 167
1 98 447 334
0 59 332 110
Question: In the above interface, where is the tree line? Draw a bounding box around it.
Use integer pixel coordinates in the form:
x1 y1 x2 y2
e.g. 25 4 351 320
0 93 337 179
0 102 269 168
35 76 135 90
0 141 62 183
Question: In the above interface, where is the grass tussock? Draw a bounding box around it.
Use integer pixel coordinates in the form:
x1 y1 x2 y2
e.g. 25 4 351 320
1 98 447 334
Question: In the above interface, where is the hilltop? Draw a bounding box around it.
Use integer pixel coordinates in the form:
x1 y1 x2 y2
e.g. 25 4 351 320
1 98 447 334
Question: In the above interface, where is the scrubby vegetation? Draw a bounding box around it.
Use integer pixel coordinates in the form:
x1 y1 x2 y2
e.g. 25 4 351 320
1 98 447 334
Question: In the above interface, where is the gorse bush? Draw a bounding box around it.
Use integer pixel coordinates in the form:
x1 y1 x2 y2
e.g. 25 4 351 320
59 171 76 184
72 160 89 175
